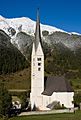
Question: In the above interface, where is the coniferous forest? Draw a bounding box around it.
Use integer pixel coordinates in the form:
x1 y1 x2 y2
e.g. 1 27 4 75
0 30 29 75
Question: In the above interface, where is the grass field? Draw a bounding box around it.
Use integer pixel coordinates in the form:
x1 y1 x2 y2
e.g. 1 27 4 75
0 67 81 91
0 68 31 90
5 110 80 120
71 78 81 90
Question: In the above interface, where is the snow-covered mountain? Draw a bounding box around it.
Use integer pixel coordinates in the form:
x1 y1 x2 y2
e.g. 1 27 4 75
0 15 72 37
1 15 81 78
0 15 81 55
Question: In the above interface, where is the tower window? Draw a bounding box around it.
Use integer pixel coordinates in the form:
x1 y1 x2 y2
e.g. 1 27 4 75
38 67 41 71
37 58 41 61
38 63 41 66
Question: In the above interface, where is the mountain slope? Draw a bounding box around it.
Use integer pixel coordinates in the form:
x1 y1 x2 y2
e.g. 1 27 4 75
43 31 81 50
0 15 81 53
0 30 29 74
0 16 81 90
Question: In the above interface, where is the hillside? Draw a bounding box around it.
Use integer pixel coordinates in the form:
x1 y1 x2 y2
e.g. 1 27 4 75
0 68 30 90
0 16 81 91
0 30 29 74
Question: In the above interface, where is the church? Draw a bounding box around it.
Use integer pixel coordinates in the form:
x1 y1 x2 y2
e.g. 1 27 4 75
30 10 74 110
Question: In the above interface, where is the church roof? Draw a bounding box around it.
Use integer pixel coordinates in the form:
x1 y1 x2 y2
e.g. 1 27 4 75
42 76 73 96
34 9 42 52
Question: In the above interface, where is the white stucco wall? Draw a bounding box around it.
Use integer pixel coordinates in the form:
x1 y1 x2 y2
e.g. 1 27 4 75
30 40 74 111
52 92 74 108
42 92 74 110
30 42 44 110
30 92 74 110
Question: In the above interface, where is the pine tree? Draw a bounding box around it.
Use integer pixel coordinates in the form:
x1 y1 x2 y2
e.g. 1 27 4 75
0 81 12 118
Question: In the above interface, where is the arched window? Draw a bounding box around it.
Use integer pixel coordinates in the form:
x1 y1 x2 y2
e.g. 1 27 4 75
38 67 41 71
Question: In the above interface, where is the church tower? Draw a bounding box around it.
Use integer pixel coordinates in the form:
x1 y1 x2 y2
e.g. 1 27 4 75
30 9 44 110
30 10 74 111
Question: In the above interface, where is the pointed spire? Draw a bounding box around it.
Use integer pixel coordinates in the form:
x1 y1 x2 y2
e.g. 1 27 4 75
34 8 42 52
37 8 39 21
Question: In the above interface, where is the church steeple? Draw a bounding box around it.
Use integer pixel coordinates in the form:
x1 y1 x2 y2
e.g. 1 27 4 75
30 9 44 110
34 8 42 52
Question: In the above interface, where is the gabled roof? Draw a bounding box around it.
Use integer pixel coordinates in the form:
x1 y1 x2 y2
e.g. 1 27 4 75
42 76 73 96
34 9 42 52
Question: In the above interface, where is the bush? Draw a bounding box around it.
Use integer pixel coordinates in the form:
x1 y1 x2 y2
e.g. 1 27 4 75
73 93 81 108
0 82 12 117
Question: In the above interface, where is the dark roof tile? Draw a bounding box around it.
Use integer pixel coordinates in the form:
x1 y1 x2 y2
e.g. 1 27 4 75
42 76 73 96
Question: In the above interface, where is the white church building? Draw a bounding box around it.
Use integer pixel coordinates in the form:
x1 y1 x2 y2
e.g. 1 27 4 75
30 10 74 110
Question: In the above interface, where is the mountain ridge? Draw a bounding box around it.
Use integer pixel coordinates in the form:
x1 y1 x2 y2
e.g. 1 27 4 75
0 15 81 56
0 15 81 37
1 15 81 54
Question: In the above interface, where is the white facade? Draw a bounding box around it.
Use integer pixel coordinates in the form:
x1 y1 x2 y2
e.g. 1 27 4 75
30 42 44 109
30 11 74 110
42 92 74 110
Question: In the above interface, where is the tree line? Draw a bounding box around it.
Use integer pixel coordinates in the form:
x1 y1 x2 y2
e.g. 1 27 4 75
0 46 29 74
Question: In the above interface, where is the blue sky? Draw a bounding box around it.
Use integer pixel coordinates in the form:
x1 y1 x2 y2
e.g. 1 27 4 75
0 0 81 33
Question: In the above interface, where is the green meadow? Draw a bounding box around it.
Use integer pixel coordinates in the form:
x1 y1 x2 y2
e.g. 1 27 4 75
5 110 81 120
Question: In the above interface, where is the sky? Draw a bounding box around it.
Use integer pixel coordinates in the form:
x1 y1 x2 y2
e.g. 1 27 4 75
0 0 81 33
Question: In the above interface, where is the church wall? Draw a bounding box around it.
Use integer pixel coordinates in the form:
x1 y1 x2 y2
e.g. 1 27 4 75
31 43 44 95
52 92 74 108
42 95 51 110
31 55 44 94
30 92 74 110
30 93 43 109
30 11 74 111
30 41 44 110
39 92 74 110
30 43 74 110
